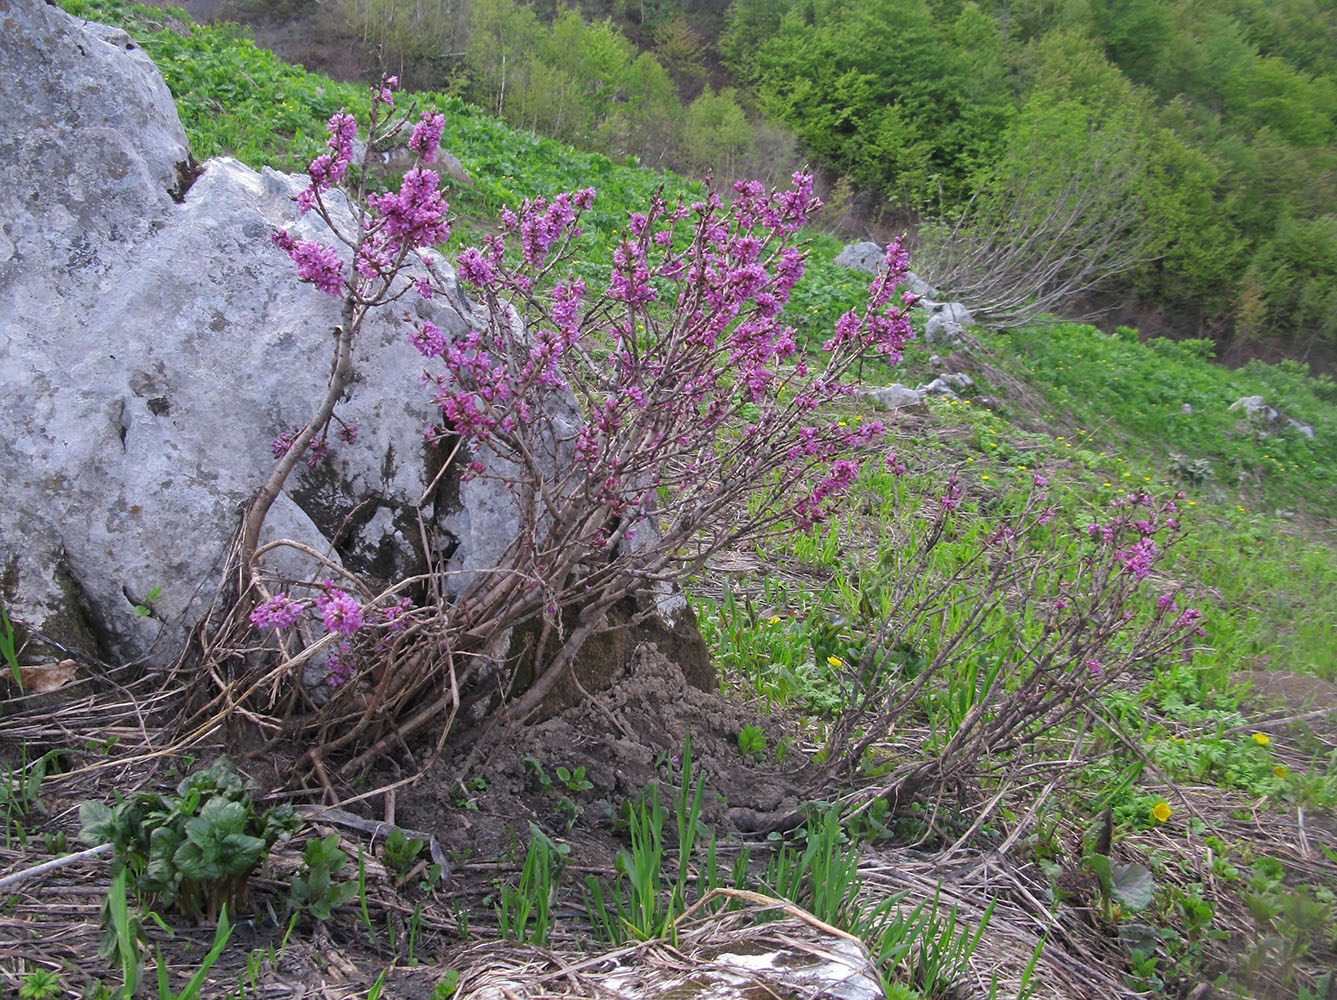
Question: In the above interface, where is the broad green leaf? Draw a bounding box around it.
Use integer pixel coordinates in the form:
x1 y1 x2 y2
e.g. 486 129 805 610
1111 863 1154 912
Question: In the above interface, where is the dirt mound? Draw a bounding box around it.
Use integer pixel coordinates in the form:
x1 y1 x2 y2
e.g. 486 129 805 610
398 644 810 862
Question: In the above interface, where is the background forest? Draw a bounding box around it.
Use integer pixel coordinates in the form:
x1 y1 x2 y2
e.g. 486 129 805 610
252 0 1337 367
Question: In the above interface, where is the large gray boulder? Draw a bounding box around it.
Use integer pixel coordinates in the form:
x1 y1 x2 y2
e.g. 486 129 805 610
0 4 513 669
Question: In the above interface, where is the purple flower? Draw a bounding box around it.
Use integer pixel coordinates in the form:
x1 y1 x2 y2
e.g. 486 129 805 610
305 434 328 467
316 588 363 636
1117 537 1157 581
409 111 446 163
456 247 497 288
250 594 304 629
337 423 358 445
271 424 301 458
1175 607 1206 636
325 642 357 686
941 475 963 512
411 321 447 358
326 112 357 167
368 168 452 250
272 231 345 295
379 597 413 630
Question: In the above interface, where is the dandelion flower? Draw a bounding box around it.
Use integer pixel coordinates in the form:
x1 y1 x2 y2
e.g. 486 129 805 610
827 655 844 668
768 615 781 625
1251 732 1271 747
1151 801 1172 823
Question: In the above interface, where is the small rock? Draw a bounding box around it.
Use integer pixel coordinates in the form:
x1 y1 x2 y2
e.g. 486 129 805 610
1181 403 1193 414
867 384 924 410
924 314 964 347
1228 395 1274 420
922 299 974 326
917 377 960 400
1228 394 1313 437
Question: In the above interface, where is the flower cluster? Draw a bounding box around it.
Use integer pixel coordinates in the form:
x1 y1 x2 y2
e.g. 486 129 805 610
273 79 453 301
315 586 363 636
249 594 304 630
270 231 344 296
298 111 358 214
416 175 914 541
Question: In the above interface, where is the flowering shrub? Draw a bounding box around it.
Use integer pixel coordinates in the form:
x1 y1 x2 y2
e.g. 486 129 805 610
751 472 1214 830
238 78 920 774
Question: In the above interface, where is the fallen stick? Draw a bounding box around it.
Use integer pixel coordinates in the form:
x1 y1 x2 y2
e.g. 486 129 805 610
0 842 112 892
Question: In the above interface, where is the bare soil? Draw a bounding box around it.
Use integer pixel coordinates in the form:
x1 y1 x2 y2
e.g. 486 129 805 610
398 643 810 867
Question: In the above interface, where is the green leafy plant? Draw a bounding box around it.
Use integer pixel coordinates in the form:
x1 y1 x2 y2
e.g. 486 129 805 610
290 833 359 922
1 748 59 848
585 733 711 944
1085 853 1154 923
153 907 233 1000
80 758 299 921
100 868 145 999
522 756 553 794
133 584 164 618
18 968 61 1000
737 724 767 761
764 805 862 926
555 765 593 794
382 828 427 883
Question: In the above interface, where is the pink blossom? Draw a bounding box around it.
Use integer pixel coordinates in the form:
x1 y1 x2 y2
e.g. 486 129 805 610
409 111 446 163
250 594 304 629
325 642 357 686
271 231 344 295
316 588 363 636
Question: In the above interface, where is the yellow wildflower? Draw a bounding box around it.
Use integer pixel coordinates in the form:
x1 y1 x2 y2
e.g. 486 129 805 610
1273 765 1289 779
826 655 844 668
767 615 781 625
1151 802 1172 823
1251 732 1271 746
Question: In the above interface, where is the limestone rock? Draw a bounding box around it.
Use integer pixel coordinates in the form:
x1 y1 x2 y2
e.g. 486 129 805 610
867 384 925 410
906 270 938 298
1228 395 1315 438
0 4 512 671
832 243 937 299
922 299 974 347
917 377 961 400
833 241 885 274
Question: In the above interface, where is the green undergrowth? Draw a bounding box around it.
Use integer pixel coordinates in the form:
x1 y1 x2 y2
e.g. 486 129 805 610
982 323 1337 508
